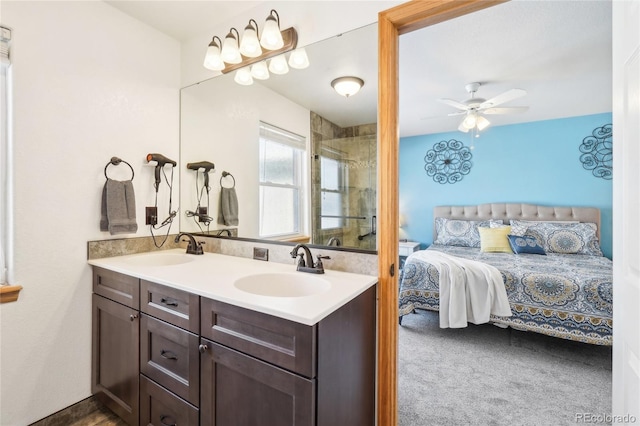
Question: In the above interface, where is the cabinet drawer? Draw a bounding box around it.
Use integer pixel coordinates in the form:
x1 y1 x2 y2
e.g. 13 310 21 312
141 280 199 333
140 375 198 426
200 339 314 426
140 314 200 406
201 298 316 378
93 267 139 309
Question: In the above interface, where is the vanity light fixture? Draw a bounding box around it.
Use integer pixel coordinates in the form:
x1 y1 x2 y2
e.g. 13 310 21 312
234 68 254 86
288 48 310 69
239 19 262 58
260 10 285 50
203 36 225 71
331 76 364 98
269 55 289 75
203 9 305 86
221 28 242 64
250 60 270 80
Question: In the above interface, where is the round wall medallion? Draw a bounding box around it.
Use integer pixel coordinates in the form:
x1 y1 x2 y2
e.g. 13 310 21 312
424 139 473 184
579 124 612 180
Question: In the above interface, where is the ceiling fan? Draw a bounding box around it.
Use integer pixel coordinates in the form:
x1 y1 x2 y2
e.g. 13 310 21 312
439 82 529 133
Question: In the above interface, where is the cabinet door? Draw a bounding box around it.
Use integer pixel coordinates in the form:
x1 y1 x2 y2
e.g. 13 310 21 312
200 339 315 426
92 294 139 426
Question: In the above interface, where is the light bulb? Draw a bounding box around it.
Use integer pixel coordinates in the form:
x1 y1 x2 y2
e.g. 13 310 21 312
288 48 310 69
234 68 253 86
268 55 289 75
462 113 477 129
221 29 241 64
251 61 270 80
260 10 284 50
239 20 262 58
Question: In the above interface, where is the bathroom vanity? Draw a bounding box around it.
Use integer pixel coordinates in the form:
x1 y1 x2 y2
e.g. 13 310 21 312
89 250 377 426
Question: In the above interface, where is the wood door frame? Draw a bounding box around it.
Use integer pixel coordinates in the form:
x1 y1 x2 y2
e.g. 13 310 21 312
376 1 507 425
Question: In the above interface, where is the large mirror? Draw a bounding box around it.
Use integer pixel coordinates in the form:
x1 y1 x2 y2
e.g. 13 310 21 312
180 23 378 251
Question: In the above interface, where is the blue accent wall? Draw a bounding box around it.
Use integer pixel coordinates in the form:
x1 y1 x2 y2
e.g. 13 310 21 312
399 113 613 258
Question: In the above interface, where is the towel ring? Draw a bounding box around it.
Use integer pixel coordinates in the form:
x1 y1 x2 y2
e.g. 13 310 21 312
104 157 135 180
220 171 235 188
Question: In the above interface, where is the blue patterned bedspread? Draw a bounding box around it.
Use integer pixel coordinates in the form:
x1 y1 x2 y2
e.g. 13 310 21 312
399 245 613 345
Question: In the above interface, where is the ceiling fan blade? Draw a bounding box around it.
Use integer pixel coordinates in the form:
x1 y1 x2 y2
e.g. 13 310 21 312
482 106 529 115
479 88 526 109
439 98 470 110
447 111 467 117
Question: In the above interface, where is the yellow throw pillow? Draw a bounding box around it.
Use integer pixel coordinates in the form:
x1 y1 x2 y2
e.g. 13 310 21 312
479 226 513 253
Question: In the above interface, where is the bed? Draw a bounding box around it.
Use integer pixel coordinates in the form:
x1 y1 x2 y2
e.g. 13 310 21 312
398 203 613 346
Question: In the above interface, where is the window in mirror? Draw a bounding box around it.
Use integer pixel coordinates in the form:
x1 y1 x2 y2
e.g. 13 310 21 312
258 122 307 238
320 148 346 229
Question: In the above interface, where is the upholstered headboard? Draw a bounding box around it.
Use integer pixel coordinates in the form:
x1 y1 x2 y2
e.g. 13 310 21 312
433 203 601 240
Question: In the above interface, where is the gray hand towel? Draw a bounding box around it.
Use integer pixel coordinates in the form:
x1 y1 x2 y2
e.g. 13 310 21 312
218 187 239 226
100 179 138 235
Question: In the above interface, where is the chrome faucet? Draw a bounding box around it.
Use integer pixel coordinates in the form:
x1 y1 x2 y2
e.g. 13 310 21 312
174 232 204 255
290 244 330 274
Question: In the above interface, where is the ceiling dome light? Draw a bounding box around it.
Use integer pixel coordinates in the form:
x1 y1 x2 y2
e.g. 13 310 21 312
260 10 284 50
268 55 289 75
221 28 242 64
288 48 309 69
331 76 364 98
239 19 262 58
203 36 225 71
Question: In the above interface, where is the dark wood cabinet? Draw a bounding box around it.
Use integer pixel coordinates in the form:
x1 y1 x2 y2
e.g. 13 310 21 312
92 293 140 426
92 265 376 426
200 285 376 426
200 340 315 426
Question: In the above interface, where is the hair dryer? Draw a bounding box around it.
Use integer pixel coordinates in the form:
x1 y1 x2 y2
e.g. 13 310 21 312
146 153 177 191
187 161 215 188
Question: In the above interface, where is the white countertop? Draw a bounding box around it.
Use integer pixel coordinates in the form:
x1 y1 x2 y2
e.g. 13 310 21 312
88 249 377 326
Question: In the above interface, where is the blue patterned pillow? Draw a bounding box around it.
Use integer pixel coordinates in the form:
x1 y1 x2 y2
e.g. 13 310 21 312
523 222 603 256
434 218 503 248
507 235 546 255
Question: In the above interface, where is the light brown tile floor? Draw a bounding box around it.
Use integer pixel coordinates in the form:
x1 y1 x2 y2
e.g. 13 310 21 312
67 406 127 426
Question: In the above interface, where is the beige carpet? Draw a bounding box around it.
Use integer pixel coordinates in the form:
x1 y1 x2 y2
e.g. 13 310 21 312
398 309 612 426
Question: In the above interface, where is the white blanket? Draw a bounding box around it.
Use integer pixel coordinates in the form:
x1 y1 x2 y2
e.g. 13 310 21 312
411 250 512 328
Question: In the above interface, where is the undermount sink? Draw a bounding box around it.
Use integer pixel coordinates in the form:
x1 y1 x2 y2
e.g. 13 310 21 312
234 272 331 298
122 252 195 267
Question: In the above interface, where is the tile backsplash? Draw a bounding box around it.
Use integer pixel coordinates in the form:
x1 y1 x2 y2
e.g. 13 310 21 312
87 235 378 276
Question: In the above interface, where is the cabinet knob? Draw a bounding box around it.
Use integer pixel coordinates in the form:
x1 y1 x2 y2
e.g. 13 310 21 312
160 414 177 426
198 344 208 354
129 314 138 321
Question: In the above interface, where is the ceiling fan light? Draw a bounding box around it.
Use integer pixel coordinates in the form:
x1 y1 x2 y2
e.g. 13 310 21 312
260 10 284 50
239 20 263 58
268 55 289 75
476 115 490 131
221 28 242 64
331 76 364 98
462 113 477 129
234 67 254 86
288 48 309 69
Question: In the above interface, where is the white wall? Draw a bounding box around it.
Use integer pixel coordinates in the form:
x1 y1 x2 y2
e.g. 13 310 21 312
181 76 310 237
0 2 180 424
0 1 402 424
